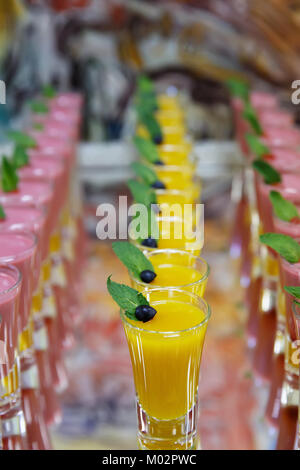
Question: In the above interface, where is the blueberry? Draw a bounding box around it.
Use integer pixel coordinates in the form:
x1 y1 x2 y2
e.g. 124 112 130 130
135 305 157 322
141 237 158 248
151 180 166 189
153 135 163 145
140 269 157 283
154 160 164 166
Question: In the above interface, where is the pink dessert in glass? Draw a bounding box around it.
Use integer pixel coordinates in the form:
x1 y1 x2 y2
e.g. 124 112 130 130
258 109 294 129
261 127 300 148
0 232 37 334
256 174 300 234
0 265 22 380
0 205 46 290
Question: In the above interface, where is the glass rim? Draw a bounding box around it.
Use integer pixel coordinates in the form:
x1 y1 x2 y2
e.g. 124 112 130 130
0 230 38 263
120 287 211 335
0 202 47 227
130 248 210 289
0 264 22 297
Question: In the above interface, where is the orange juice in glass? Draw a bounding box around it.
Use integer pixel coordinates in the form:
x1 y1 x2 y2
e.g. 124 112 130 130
121 287 210 449
130 249 209 298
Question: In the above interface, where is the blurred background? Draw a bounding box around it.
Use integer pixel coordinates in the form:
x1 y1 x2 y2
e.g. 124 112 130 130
0 0 298 450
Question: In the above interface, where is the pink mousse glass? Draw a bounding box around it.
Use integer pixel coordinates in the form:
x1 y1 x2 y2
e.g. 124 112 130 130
0 205 46 292
0 232 37 335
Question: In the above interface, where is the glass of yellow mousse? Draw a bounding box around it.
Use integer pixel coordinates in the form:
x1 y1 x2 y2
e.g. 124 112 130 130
130 249 209 298
121 287 210 450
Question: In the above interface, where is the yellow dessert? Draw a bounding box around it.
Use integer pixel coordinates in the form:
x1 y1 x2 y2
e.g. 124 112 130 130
123 294 209 421
130 250 208 297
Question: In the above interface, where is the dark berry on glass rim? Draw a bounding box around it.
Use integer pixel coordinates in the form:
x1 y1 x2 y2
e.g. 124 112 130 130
135 305 157 322
151 180 166 189
153 135 163 145
154 160 164 166
140 270 157 283
141 237 158 248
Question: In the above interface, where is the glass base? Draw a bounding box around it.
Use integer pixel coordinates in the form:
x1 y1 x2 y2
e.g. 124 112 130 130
136 400 199 450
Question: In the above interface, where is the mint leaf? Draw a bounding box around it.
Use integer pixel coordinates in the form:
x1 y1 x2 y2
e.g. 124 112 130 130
42 84 56 99
269 191 299 222
226 78 249 101
107 276 150 321
7 130 36 149
127 179 157 206
33 122 44 131
137 75 154 94
243 103 262 135
30 100 49 114
260 233 300 263
131 162 157 186
0 205 5 220
1 157 19 192
112 241 155 280
12 145 29 169
252 159 281 184
284 286 300 299
138 113 162 143
133 136 160 163
246 133 270 158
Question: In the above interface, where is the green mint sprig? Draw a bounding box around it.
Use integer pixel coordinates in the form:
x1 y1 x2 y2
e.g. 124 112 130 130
226 78 249 101
137 75 155 94
30 100 49 114
252 159 281 184
107 276 150 321
138 112 162 144
133 136 160 164
246 133 270 158
7 130 36 149
42 84 57 99
1 157 19 192
243 102 262 135
0 205 5 220
260 233 300 264
269 191 299 222
284 286 300 307
33 122 44 131
127 179 157 206
112 241 155 280
131 161 157 186
12 145 29 169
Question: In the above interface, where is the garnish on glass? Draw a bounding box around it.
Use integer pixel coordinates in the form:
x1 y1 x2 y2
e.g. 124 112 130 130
30 100 49 114
107 276 156 322
260 233 300 264
252 159 281 185
269 191 300 222
245 133 270 158
131 162 165 189
127 179 157 207
243 102 262 136
42 84 57 99
7 130 36 149
284 286 300 308
1 157 19 192
0 205 5 220
138 112 163 145
112 241 157 284
132 136 164 165
12 145 29 169
226 77 249 102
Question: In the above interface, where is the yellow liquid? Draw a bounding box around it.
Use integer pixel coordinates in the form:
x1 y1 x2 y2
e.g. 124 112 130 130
158 143 193 166
1 361 20 400
156 111 185 128
157 219 202 254
155 166 200 200
132 253 207 297
124 299 207 420
157 95 181 111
